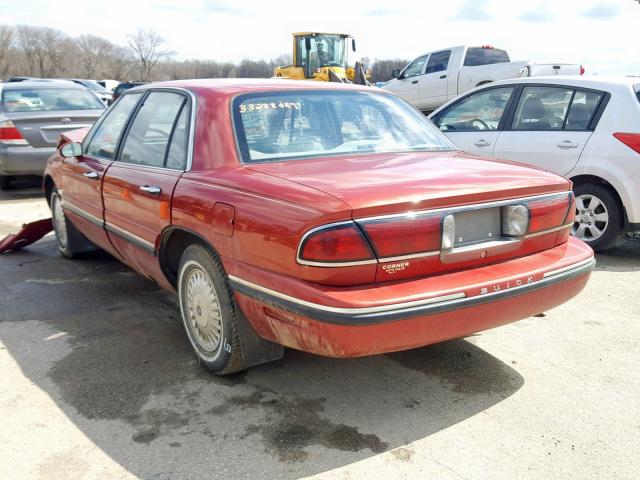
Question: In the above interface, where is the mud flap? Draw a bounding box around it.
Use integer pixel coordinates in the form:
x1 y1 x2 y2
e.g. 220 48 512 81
0 218 53 254
236 306 284 367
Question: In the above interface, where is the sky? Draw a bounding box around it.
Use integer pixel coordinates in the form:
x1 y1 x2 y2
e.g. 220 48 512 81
1 0 639 75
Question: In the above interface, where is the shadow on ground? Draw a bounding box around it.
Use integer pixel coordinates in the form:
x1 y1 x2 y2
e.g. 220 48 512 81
0 175 42 201
1 240 524 479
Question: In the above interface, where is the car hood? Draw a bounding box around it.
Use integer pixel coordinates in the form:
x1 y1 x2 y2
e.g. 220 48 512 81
246 151 570 217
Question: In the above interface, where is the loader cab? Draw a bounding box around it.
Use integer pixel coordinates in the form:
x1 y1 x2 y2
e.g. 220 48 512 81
293 33 353 79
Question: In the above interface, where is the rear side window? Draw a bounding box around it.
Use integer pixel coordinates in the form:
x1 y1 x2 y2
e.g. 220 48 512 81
565 90 602 130
425 51 451 74
120 92 187 168
1 88 105 113
513 86 573 130
463 48 510 67
437 87 515 131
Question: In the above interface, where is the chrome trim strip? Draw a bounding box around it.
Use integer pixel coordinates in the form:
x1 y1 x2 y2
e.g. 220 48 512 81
379 250 440 262
62 201 103 227
229 256 595 325
358 192 570 223
104 222 155 253
524 222 573 239
228 275 466 315
543 257 595 278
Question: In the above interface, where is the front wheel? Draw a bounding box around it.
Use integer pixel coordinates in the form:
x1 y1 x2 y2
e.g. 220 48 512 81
50 188 96 258
178 244 247 375
572 183 622 251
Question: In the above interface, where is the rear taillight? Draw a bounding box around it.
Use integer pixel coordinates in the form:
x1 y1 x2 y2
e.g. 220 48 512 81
556 193 576 244
298 223 375 265
359 214 441 259
613 132 640 154
580 65 585 75
0 120 28 145
527 194 571 234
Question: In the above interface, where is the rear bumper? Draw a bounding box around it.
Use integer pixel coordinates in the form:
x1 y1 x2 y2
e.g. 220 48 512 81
227 237 594 357
0 145 54 176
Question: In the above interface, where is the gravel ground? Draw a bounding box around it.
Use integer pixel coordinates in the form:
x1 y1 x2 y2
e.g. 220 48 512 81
1 179 638 480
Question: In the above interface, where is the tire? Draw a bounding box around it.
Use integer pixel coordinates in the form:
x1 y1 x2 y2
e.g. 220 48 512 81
0 175 10 190
178 243 247 375
572 183 622 251
50 188 96 258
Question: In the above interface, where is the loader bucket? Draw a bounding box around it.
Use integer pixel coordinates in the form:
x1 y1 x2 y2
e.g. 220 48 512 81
0 218 53 254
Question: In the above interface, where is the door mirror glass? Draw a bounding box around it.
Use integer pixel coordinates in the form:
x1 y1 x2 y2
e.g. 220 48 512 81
60 142 83 158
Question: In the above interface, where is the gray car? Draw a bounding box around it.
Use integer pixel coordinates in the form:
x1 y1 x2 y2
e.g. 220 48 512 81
0 81 105 189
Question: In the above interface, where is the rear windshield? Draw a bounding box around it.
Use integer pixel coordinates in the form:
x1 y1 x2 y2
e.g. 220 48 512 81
233 91 455 163
1 88 105 113
463 47 510 67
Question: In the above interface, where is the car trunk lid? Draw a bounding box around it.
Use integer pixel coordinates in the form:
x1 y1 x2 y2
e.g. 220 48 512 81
4 110 103 148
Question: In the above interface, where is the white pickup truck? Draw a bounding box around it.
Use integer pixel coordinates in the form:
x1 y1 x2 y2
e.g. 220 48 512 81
382 45 583 112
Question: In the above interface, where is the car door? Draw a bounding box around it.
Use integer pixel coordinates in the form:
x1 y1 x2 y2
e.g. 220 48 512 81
418 50 452 111
492 85 602 176
102 90 191 282
385 55 428 105
59 93 142 254
431 85 516 156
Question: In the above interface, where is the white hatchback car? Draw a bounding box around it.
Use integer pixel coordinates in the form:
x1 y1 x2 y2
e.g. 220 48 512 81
429 76 640 250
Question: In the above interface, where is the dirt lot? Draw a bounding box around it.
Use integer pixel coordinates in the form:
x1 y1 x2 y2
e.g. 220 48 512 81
1 179 639 480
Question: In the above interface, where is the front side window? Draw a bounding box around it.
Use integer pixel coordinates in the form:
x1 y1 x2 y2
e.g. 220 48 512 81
1 88 105 113
233 91 455 163
425 51 451 74
437 87 514 131
120 92 187 168
84 93 141 160
512 86 573 130
402 56 427 78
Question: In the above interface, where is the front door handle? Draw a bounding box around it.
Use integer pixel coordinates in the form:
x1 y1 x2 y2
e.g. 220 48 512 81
83 171 99 179
411 80 418 84
557 140 579 149
474 139 491 147
139 185 161 195
440 74 447 79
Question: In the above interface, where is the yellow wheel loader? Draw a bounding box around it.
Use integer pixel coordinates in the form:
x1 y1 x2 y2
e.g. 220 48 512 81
273 32 371 85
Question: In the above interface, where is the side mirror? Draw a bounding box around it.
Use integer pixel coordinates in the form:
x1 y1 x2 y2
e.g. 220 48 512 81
60 142 83 158
391 69 401 79
352 39 356 52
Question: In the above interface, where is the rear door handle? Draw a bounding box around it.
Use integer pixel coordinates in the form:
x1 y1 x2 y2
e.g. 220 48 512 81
440 74 447 79
474 139 491 147
83 172 99 179
411 80 418 84
557 140 579 149
139 185 161 195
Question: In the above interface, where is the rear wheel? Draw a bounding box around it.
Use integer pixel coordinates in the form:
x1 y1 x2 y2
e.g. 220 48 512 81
0 175 11 190
572 183 622 251
50 188 96 258
178 243 247 375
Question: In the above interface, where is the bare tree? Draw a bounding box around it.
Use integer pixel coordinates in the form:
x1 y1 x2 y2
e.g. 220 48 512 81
0 25 13 77
127 29 173 80
16 25 66 77
75 34 114 78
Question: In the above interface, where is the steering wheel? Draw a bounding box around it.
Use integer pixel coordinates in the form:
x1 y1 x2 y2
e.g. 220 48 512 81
470 119 489 130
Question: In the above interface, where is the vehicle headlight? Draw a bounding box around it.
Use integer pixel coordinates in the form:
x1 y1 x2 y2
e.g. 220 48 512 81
502 205 529 237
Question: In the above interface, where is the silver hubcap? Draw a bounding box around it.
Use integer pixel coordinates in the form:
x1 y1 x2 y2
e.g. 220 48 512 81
52 194 68 248
184 267 222 353
572 194 609 242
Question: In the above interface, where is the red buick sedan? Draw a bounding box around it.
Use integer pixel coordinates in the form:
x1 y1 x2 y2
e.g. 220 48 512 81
43 79 594 374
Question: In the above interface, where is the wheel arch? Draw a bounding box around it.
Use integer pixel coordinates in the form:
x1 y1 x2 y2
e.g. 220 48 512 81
570 174 628 226
158 226 220 289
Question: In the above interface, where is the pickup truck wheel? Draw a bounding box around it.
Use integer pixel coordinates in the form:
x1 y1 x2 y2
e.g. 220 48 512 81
178 243 247 375
571 183 622 251
50 188 95 258
0 175 10 190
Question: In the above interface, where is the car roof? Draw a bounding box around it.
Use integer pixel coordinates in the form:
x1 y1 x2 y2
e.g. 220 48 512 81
130 78 382 96
0 80 83 89
489 75 640 90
